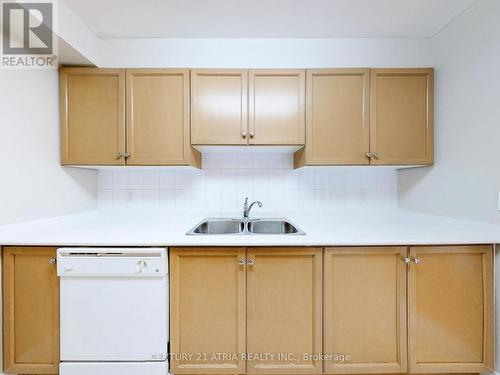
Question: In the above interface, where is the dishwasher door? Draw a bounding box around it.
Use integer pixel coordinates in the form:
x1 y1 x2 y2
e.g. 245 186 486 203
58 248 168 362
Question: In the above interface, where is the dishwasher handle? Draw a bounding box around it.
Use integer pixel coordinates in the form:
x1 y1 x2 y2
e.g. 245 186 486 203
57 248 167 277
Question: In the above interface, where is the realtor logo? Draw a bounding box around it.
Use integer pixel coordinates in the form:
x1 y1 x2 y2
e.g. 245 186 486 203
1 1 57 68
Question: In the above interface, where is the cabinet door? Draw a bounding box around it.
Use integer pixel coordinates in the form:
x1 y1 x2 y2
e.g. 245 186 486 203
324 247 407 374
296 69 369 166
3 247 59 374
60 68 125 165
246 247 322 373
408 245 493 373
248 69 305 145
169 248 246 374
370 68 434 165
191 70 248 145
126 69 200 167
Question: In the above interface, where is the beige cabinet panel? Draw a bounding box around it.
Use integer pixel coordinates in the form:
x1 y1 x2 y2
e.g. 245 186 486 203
370 68 434 165
408 245 493 373
191 70 248 145
60 68 125 165
169 248 246 374
246 248 322 374
126 69 200 167
324 247 407 374
295 69 369 167
3 247 59 374
248 70 305 145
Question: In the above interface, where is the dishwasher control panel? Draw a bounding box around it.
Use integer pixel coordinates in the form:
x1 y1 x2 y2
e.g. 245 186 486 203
57 248 167 277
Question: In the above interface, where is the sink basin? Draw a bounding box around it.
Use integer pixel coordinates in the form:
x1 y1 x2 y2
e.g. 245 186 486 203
187 218 304 235
247 219 304 234
187 218 244 235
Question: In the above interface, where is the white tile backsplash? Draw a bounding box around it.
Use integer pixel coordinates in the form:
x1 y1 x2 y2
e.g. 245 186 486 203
97 154 398 210
159 170 176 189
143 170 160 189
112 170 128 189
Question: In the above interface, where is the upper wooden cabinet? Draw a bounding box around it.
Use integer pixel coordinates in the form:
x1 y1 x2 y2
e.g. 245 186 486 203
408 245 493 373
246 247 322 374
60 67 200 167
191 69 248 145
61 67 433 166
295 69 369 167
3 247 59 374
248 70 305 145
191 69 306 146
60 68 125 165
126 69 200 166
295 68 434 167
370 68 434 165
324 247 407 374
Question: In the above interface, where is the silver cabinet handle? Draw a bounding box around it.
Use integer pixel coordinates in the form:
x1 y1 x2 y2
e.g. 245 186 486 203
365 152 374 158
242 131 247 139
402 257 411 264
48 258 56 265
238 258 245 266
249 131 254 138
372 152 379 159
412 257 422 264
247 259 255 266
115 152 131 159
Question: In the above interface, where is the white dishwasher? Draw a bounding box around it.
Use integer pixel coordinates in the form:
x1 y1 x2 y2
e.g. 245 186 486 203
57 248 169 375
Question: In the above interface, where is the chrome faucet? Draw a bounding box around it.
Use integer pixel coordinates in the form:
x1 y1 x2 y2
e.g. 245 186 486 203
243 197 263 218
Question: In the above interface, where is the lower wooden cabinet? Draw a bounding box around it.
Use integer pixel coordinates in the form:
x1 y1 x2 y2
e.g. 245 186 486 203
0 244 492 375
246 248 322 373
2 247 60 374
323 247 407 374
408 245 493 373
170 247 322 374
323 245 493 375
169 247 246 374
170 245 493 375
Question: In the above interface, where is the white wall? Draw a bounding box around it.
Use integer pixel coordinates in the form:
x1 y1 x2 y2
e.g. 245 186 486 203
0 70 96 224
99 38 433 68
55 0 432 70
57 0 104 66
399 0 500 224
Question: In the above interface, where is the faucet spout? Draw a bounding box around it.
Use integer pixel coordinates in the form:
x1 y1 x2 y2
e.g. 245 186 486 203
243 197 263 218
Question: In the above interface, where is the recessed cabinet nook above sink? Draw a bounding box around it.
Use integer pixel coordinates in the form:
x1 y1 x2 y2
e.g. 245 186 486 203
59 67 433 169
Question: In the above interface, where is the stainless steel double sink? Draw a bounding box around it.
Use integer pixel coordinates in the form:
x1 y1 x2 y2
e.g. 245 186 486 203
186 218 305 235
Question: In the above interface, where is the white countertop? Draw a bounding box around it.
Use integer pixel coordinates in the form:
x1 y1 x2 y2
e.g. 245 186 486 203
0 208 499 247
